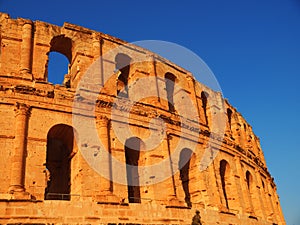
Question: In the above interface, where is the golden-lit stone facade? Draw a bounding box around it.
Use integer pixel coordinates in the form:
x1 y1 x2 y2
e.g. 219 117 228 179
0 13 285 225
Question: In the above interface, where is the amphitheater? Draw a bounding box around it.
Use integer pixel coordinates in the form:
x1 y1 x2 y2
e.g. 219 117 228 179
0 13 285 225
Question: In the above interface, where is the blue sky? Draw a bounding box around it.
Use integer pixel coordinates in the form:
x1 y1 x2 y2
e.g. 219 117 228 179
1 0 299 224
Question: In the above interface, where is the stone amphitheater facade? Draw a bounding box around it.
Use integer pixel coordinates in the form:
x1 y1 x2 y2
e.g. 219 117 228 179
0 13 285 225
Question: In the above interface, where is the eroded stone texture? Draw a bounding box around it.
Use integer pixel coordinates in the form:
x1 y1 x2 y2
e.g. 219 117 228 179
0 13 285 225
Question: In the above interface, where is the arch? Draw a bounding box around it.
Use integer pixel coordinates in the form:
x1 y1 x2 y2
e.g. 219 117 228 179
50 35 73 62
44 124 75 200
201 91 209 125
47 52 69 85
243 123 247 131
179 148 193 207
46 35 73 85
227 108 233 130
220 159 230 209
125 137 144 203
246 170 252 190
165 72 176 112
115 53 131 98
245 170 256 213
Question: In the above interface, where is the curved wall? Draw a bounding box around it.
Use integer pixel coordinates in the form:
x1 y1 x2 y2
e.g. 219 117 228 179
0 13 285 225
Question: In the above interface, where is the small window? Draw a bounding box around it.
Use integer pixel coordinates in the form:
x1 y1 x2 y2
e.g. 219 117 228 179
46 35 72 86
125 137 144 203
220 159 230 209
165 72 176 112
115 53 131 98
227 108 233 130
47 52 69 85
246 171 252 190
179 148 193 207
201 91 209 125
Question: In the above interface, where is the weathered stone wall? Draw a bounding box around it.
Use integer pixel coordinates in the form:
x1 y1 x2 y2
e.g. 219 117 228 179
0 13 285 225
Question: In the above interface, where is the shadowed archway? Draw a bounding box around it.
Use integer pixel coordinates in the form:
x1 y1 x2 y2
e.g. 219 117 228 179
125 137 145 203
179 148 193 207
44 124 75 200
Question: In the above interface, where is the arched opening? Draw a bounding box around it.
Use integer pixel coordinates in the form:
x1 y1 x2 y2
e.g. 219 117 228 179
262 180 265 190
115 53 131 98
246 170 252 190
227 108 233 131
125 137 144 203
179 148 193 207
245 170 255 213
201 91 209 125
45 124 75 200
47 52 69 85
46 35 72 86
220 159 230 209
165 72 176 112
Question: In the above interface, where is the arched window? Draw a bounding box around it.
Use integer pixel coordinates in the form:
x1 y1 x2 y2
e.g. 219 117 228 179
45 124 75 200
246 170 252 190
245 170 256 213
47 52 69 85
179 148 193 207
115 53 131 98
125 137 144 203
201 91 209 125
262 180 265 190
46 35 72 86
227 108 233 130
220 159 230 209
165 72 176 112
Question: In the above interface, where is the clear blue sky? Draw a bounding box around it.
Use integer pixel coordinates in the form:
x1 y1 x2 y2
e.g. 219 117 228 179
1 0 299 224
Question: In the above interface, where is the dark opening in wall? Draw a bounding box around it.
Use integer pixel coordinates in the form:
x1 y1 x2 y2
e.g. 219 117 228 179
125 137 143 203
46 35 72 86
179 148 193 207
201 91 209 125
246 170 252 190
115 53 131 98
227 108 233 130
165 72 176 112
47 52 69 85
45 124 75 200
220 159 230 209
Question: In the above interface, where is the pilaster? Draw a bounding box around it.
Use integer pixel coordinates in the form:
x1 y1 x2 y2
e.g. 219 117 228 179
96 116 119 203
20 21 33 79
9 103 31 199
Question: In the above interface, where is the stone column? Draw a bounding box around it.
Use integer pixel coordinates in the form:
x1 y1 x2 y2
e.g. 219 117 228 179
265 177 276 221
92 33 101 59
92 33 105 86
268 181 281 223
165 134 185 207
166 135 176 199
207 158 222 209
253 168 266 220
273 190 285 224
150 54 161 103
20 21 33 79
233 156 247 214
97 116 118 203
187 73 201 123
9 103 31 199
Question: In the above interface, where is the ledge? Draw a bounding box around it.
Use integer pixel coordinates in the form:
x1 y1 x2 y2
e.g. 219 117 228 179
220 210 236 216
249 215 258 220
0 198 42 203
165 205 191 209
97 201 129 206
